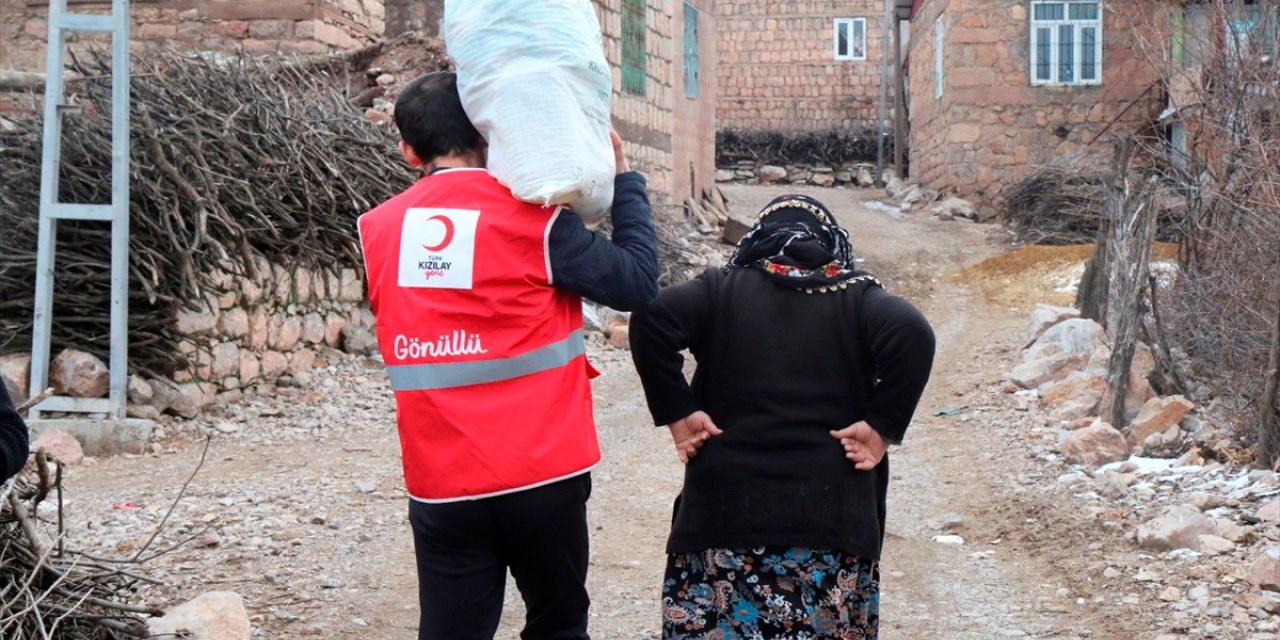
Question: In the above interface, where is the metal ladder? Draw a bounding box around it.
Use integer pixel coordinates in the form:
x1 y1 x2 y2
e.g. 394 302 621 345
28 0 131 421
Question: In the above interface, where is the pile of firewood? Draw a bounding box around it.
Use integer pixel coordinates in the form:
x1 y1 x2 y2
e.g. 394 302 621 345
684 186 733 232
715 128 887 166
0 49 414 376
1 453 163 639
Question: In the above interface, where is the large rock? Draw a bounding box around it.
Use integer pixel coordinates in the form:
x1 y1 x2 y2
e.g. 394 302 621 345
1248 547 1280 592
856 165 876 188
885 176 907 198
341 325 379 356
608 325 630 350
210 343 240 380
324 314 347 348
127 375 154 406
31 428 85 465
1105 375 1156 424
247 310 269 350
1258 497 1280 523
1026 319 1106 363
1196 534 1235 556
260 351 289 379
147 591 251 640
293 267 313 303
238 352 260 384
1137 505 1218 551
175 305 219 335
810 172 835 188
1128 395 1195 445
898 184 925 210
49 349 110 398
267 316 302 351
721 212 754 246
1009 352 1087 389
1061 422 1129 468
1026 304 1080 344
1139 424 1184 458
300 313 326 345
217 308 250 339
758 165 788 184
715 169 735 183
165 382 214 419
1 352 32 400
930 197 978 221
288 349 317 375
1085 343 1155 379
339 268 364 302
1040 373 1106 421
148 379 177 415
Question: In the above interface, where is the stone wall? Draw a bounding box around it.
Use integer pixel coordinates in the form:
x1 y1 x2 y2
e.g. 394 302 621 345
596 0 676 203
907 0 1166 210
671 0 718 204
0 0 385 74
160 258 375 416
716 159 879 188
716 0 888 132
384 0 442 38
1 0 712 206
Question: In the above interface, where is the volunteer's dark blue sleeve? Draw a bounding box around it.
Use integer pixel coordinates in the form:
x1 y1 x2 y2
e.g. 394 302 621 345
547 171 659 311
0 383 29 481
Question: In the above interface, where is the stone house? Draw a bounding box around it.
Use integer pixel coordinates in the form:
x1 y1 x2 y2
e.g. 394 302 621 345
0 0 718 206
716 0 893 132
1163 1 1279 172
906 0 1167 209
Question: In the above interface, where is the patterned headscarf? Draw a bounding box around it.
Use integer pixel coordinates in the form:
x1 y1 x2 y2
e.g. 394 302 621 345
728 194 881 293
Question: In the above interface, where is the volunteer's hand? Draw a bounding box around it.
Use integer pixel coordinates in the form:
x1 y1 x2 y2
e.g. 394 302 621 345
611 129 630 174
668 411 722 464
831 421 889 471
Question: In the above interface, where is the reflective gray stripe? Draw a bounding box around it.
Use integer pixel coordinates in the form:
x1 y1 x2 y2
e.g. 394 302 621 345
387 329 586 391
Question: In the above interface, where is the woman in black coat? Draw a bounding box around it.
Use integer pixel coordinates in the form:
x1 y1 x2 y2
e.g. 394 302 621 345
0 382 30 481
630 194 936 639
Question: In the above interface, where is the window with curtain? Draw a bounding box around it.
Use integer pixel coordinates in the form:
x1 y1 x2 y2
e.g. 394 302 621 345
1029 1 1103 86
834 18 867 61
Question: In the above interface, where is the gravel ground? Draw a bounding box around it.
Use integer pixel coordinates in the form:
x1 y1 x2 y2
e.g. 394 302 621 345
39 184 1279 639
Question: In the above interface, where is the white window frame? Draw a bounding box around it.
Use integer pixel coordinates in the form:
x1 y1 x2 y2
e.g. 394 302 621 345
1029 1 1104 87
935 15 945 99
834 18 867 61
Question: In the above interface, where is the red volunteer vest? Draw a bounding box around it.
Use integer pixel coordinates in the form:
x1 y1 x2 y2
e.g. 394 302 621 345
358 168 600 502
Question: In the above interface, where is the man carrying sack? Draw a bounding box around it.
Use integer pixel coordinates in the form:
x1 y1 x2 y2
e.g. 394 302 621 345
358 71 657 639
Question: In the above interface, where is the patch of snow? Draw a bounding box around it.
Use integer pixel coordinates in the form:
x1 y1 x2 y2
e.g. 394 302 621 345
1052 263 1087 294
864 200 906 219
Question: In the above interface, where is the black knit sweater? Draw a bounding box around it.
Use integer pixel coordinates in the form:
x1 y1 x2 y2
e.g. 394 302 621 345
0 383 30 481
629 267 935 560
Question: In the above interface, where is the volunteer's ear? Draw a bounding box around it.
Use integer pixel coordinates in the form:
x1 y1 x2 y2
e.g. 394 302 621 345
396 141 422 167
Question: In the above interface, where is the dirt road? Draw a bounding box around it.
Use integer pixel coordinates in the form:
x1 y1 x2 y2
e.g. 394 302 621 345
56 185 1189 639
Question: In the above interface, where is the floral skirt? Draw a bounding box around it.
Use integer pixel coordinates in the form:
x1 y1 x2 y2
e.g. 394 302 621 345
662 547 880 639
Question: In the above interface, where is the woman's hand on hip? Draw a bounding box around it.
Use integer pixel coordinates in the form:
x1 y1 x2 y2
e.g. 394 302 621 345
830 421 888 471
667 411 723 464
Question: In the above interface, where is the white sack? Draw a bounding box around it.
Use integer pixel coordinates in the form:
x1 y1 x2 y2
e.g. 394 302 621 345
444 0 615 219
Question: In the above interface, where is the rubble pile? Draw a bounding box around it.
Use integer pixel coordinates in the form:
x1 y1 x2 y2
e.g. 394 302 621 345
994 303 1280 637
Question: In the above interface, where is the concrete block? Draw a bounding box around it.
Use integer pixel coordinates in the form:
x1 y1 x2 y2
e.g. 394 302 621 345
27 418 155 456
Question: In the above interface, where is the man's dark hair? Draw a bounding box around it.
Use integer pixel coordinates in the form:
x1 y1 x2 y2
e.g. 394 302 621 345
394 72 484 162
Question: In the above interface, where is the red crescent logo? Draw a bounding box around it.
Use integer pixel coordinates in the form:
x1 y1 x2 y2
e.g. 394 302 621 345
421 214 455 252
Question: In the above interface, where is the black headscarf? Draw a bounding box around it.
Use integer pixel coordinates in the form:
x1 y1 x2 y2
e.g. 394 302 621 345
728 194 880 293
